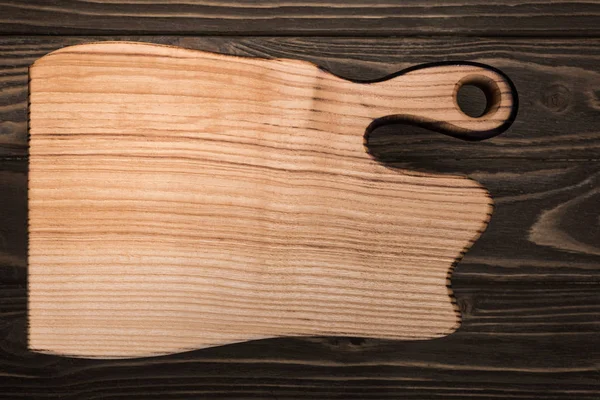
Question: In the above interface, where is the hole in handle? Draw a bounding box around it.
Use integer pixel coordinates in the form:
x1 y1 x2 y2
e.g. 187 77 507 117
456 84 488 118
454 75 502 120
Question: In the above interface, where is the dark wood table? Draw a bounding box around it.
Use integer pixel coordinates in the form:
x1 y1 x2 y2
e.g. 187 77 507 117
0 2 599 399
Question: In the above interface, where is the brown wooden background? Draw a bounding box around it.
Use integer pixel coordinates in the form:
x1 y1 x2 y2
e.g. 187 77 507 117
1 1 599 399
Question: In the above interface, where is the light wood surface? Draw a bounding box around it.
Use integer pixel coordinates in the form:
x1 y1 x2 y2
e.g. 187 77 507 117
28 42 515 359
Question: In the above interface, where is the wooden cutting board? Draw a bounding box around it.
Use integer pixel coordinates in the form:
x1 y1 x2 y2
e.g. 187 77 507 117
28 42 516 359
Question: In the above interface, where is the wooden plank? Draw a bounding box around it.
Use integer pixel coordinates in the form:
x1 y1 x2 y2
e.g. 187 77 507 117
389 158 600 284
2 160 596 397
0 280 599 398
0 159 26 273
3 159 597 288
0 0 598 36
0 35 597 397
1 36 599 159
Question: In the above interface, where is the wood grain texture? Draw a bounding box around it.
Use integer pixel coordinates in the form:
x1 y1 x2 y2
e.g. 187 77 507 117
0 0 598 36
1 36 599 158
27 42 518 358
0 35 598 398
2 159 599 398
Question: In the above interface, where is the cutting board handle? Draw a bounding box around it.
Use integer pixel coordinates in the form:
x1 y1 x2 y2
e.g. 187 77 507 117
354 62 518 141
